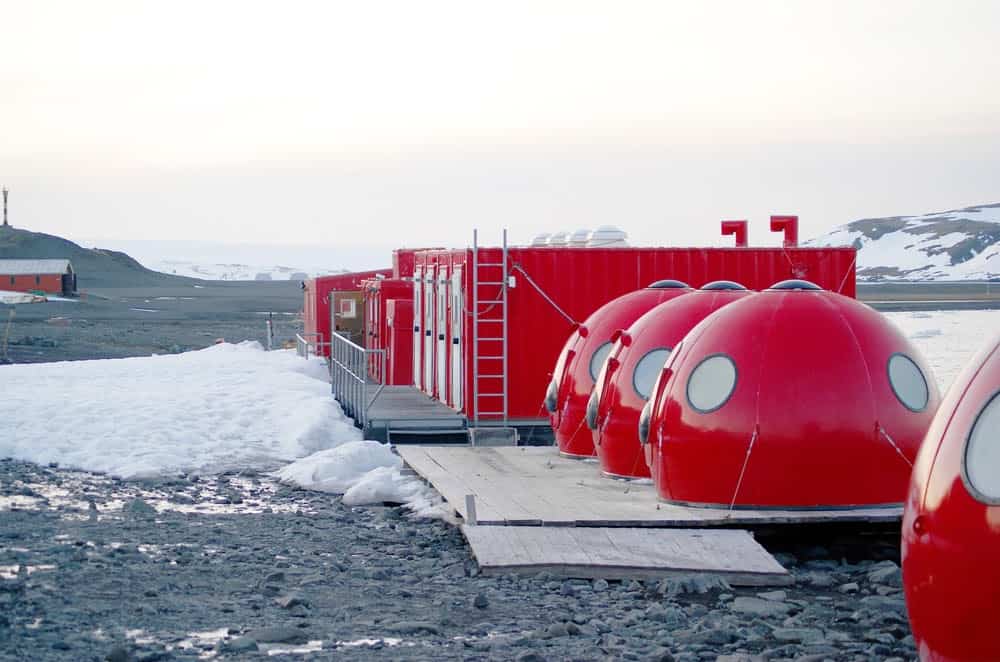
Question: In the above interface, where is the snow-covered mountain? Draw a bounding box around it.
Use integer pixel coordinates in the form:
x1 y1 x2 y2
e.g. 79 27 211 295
69 238 391 281
146 259 341 282
808 203 1000 281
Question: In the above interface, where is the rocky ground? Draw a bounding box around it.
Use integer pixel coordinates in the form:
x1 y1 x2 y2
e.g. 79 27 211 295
1 281 303 364
1 460 914 662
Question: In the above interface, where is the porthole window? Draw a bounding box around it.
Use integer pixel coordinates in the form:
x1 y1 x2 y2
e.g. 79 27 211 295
544 378 558 414
633 348 671 400
589 342 613 381
963 392 1000 504
888 353 929 412
687 354 737 413
585 389 600 430
638 400 653 445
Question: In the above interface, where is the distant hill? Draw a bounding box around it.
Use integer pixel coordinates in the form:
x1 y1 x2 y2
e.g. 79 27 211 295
807 203 1000 281
0 225 197 288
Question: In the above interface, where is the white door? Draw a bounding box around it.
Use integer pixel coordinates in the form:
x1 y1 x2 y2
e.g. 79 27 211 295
412 267 422 389
423 267 435 395
450 266 463 411
436 269 448 400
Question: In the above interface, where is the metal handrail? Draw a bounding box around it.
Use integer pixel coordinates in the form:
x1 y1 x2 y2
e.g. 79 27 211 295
328 330 386 428
295 332 325 359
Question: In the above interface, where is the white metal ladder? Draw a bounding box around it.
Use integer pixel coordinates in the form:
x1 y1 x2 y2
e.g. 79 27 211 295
471 229 509 429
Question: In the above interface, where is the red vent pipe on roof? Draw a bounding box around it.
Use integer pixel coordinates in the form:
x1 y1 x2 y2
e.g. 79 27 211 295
770 215 799 247
720 220 748 247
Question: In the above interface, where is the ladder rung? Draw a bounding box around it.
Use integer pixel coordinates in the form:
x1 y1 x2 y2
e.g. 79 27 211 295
479 356 504 360
477 374 504 378
478 394 504 398
477 262 504 267
477 281 505 286
479 300 503 304
476 411 505 415
478 337 503 341
477 319 503 323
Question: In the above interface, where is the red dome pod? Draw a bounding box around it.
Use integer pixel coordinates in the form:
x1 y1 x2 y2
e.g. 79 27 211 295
903 335 1000 661
587 282 753 478
643 280 941 507
545 280 692 458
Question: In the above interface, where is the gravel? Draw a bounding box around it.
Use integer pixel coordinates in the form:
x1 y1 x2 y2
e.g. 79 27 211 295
0 459 917 661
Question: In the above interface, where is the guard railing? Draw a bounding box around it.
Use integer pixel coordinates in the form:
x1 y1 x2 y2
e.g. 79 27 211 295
329 330 386 428
295 332 327 359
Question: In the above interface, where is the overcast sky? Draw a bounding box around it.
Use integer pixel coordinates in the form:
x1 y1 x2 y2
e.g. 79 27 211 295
2 0 999 253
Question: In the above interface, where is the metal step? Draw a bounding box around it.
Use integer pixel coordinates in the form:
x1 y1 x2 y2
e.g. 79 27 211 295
468 427 519 446
388 428 471 445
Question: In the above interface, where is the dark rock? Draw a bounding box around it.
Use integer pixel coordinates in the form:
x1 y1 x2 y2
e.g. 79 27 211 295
544 623 570 638
389 621 442 635
473 593 489 609
106 645 132 662
216 636 258 653
756 590 787 602
124 498 157 519
771 627 825 643
730 596 794 617
275 594 308 609
867 562 903 588
244 626 310 644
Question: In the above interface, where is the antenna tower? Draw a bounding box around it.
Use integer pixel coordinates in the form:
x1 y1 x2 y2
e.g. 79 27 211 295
2 186 7 227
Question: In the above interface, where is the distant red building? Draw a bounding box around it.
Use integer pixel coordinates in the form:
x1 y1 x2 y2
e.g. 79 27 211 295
0 259 77 296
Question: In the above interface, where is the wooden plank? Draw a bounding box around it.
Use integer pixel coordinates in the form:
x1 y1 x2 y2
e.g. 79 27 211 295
398 446 903 527
461 525 792 587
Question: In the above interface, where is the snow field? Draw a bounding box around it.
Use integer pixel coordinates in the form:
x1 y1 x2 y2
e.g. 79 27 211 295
0 342 448 516
0 342 360 477
885 310 999 392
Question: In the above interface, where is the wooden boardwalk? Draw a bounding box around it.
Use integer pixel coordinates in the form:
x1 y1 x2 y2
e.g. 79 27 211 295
461 525 792 586
398 446 903 527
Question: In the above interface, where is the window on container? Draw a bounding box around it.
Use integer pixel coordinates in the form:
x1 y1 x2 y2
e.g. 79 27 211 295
687 354 738 413
35 275 41 286
589 342 613 381
633 348 671 400
8 276 13 286
963 391 1000 504
888 353 929 412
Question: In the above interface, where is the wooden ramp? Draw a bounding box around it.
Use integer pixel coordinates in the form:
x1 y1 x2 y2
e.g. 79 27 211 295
461 525 792 586
398 446 903 527
364 386 467 443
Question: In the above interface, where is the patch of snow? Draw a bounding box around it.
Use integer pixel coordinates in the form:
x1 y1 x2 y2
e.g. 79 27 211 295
273 441 401 494
0 343 360 478
275 441 453 520
0 290 46 304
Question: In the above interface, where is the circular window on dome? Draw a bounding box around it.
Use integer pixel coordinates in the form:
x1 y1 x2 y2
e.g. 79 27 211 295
638 399 653 445
633 348 671 400
888 353 929 412
963 391 1000 504
687 354 738 413
589 342 613 381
